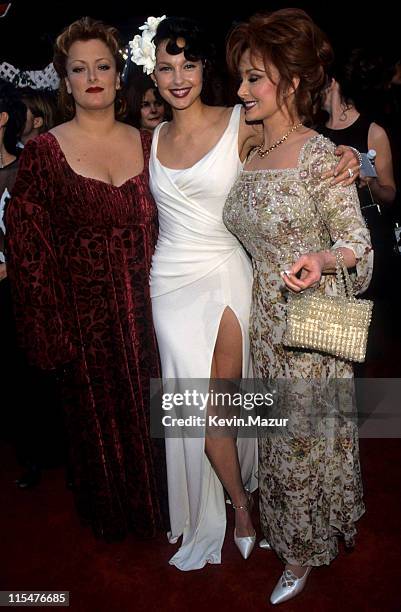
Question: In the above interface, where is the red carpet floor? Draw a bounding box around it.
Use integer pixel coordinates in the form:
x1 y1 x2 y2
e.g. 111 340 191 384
1 438 400 612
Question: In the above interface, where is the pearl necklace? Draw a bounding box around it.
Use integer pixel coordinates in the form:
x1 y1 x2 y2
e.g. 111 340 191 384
0 149 4 169
257 122 303 158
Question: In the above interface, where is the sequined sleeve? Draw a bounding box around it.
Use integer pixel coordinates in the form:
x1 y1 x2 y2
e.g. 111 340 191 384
301 136 373 294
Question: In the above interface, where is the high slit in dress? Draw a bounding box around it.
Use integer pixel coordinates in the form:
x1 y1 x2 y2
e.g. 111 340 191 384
149 105 258 570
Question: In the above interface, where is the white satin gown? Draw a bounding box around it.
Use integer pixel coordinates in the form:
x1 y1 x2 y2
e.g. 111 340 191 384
149 105 258 571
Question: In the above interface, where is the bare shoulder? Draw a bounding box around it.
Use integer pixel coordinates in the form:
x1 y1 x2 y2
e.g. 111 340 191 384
292 128 328 155
210 105 233 118
205 105 234 129
49 121 74 139
301 129 334 151
296 127 320 145
114 122 145 155
116 121 140 140
368 122 390 146
238 107 263 149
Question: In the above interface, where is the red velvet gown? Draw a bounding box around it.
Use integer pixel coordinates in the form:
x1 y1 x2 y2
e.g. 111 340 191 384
6 131 166 539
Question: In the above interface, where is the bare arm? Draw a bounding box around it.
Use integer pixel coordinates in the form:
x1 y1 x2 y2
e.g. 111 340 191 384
238 107 262 161
360 122 396 207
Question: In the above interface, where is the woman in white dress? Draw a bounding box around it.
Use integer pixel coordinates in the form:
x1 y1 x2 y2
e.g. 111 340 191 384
149 17 259 572
135 15 360 572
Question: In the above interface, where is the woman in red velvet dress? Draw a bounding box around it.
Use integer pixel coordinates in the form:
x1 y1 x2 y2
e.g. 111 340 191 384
5 17 165 540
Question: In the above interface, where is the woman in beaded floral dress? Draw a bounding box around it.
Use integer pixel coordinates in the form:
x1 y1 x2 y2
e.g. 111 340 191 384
224 9 373 605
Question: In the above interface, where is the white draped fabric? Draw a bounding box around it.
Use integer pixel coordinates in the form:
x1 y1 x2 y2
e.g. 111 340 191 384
149 105 258 570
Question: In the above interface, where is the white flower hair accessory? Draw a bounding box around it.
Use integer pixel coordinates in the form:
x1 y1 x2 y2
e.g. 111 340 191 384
129 15 167 75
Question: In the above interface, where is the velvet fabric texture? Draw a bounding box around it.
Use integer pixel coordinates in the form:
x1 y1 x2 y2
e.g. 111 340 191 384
6 130 166 540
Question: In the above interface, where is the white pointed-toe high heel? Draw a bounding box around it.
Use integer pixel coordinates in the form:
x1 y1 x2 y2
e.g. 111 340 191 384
259 538 272 550
232 493 256 559
270 566 312 605
234 527 256 559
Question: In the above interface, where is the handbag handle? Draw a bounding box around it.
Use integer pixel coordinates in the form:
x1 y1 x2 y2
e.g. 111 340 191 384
335 249 354 298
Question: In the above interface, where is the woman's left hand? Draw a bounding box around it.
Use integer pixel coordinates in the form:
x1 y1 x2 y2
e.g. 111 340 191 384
322 145 360 186
281 252 326 293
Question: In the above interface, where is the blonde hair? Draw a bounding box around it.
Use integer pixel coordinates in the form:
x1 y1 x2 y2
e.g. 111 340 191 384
53 16 126 120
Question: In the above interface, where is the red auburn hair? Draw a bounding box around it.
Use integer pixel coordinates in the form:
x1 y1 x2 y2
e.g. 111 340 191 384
226 8 333 123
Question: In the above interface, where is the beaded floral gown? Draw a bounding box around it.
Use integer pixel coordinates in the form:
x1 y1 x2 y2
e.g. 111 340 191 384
223 135 373 565
6 131 166 540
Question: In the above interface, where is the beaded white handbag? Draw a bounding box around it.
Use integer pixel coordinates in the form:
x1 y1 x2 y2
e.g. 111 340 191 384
283 250 373 362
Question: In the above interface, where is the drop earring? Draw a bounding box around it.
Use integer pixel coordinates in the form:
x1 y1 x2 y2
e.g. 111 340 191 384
339 103 352 121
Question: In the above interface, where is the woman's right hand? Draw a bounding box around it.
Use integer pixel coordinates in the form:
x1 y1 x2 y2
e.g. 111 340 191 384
280 252 326 293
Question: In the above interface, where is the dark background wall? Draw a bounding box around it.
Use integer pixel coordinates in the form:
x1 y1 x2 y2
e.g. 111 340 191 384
1 2 399 71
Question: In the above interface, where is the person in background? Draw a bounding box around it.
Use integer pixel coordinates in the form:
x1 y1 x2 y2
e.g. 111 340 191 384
1 81 60 490
4 85 64 489
320 53 396 237
19 87 58 145
125 72 168 133
0 81 25 374
0 80 25 268
320 52 400 377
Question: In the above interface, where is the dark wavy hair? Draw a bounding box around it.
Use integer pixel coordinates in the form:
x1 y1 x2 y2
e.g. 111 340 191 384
53 16 126 121
154 16 225 105
226 8 333 124
124 71 169 128
328 48 395 114
0 80 27 155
